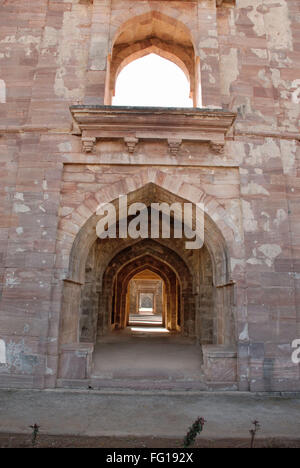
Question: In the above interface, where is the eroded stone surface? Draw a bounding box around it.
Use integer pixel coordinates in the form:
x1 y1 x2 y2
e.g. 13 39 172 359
0 0 299 392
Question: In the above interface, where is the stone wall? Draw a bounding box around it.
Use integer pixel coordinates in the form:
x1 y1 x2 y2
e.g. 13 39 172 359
0 0 299 391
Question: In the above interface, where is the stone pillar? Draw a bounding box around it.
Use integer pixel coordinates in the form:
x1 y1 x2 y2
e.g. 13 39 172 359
97 285 112 338
60 279 82 345
215 282 235 345
104 54 112 105
169 281 178 331
58 343 94 380
194 56 201 107
84 0 111 104
155 281 163 316
202 345 237 386
197 1 222 108
182 292 196 337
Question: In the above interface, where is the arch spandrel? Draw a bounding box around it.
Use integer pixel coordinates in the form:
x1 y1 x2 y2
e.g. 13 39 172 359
110 11 197 52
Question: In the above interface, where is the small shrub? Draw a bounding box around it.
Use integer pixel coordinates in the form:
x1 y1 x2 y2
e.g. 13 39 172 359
29 423 40 447
249 420 260 448
183 417 206 448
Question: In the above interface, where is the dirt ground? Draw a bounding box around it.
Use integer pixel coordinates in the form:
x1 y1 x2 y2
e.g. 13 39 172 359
1 433 300 448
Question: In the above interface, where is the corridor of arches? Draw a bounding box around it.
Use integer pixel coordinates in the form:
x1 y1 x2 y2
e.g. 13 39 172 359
59 184 235 388
82 238 208 386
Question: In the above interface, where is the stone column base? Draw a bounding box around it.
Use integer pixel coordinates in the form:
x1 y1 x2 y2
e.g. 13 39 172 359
58 343 94 380
202 345 237 384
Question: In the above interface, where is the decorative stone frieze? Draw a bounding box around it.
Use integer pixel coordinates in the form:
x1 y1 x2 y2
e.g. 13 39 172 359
82 137 96 153
124 136 139 153
210 141 225 154
168 138 182 155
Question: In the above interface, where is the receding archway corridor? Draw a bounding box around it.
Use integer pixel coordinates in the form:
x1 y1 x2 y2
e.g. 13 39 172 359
127 269 163 325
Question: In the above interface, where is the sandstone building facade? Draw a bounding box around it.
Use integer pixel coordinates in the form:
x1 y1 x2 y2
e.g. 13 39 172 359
0 0 299 392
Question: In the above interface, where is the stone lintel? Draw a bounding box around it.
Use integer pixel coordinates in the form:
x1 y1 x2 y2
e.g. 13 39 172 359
82 0 236 7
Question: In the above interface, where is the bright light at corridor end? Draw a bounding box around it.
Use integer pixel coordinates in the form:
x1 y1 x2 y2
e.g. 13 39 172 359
130 327 170 333
112 53 193 108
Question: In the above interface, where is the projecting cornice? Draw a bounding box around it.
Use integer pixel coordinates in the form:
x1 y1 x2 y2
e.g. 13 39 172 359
216 0 235 6
70 105 236 154
80 0 235 7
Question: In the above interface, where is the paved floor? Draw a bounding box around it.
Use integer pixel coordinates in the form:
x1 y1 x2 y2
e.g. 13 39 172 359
1 388 300 439
2 327 300 441
92 326 203 381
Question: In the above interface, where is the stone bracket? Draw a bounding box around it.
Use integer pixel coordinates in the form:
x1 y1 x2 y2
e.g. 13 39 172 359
210 141 225 154
71 106 236 156
124 137 139 154
82 137 96 153
168 138 182 155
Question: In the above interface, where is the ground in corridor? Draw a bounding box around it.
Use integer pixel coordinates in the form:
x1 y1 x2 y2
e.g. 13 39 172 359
91 325 204 383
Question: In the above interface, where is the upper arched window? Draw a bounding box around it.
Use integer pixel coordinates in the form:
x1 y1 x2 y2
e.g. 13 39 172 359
112 53 193 107
105 12 201 107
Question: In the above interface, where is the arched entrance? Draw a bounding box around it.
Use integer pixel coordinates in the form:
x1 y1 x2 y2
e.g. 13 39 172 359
98 240 193 336
57 181 236 389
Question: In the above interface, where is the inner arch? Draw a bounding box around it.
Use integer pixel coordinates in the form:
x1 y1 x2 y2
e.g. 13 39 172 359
127 269 164 326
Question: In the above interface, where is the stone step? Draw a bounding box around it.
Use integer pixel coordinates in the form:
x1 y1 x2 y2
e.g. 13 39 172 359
90 377 208 391
56 378 238 392
127 321 163 327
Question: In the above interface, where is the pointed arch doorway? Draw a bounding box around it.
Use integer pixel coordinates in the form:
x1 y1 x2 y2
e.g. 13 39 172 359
127 269 164 326
91 241 205 386
58 182 236 390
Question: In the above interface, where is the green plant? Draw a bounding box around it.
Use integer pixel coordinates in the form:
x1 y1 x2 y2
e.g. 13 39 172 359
183 417 206 448
249 420 260 448
29 423 40 447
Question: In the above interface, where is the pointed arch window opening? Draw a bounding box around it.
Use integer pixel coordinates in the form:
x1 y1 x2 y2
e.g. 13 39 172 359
112 53 199 108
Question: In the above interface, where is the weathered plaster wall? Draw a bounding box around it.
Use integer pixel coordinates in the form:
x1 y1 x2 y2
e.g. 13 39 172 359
0 0 299 390
217 0 300 390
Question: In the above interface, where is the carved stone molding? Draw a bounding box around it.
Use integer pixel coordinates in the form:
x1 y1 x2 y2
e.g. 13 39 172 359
82 137 96 153
124 136 139 153
80 0 235 7
70 106 236 155
210 141 225 154
168 138 182 155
